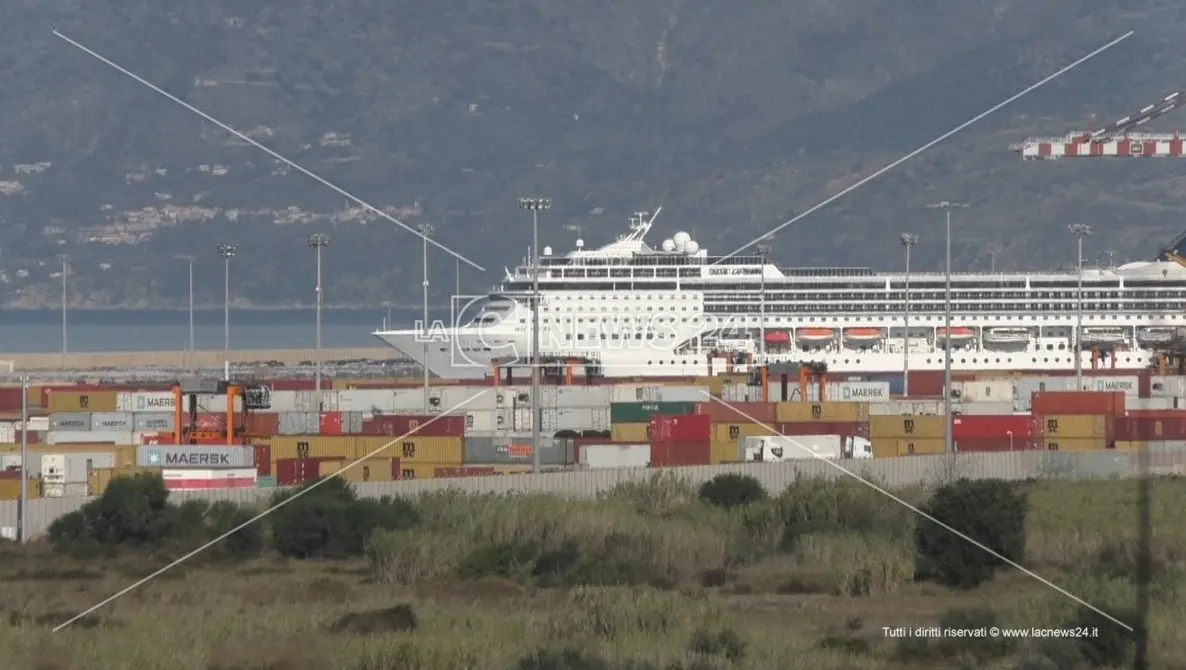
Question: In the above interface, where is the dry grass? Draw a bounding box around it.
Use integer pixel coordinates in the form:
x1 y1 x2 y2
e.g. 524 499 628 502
0 474 1183 668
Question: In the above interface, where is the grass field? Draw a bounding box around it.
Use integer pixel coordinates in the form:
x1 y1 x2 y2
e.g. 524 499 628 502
0 472 1179 669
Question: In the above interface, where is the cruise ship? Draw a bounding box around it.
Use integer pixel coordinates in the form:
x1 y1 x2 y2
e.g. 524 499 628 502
375 210 1186 379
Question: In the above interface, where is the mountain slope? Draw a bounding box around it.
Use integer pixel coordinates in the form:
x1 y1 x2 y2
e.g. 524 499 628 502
0 0 1184 308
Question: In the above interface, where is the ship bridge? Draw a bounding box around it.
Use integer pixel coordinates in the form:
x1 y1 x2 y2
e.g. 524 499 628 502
1157 231 1186 268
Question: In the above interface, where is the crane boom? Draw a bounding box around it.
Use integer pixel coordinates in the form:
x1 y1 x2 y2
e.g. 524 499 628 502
1013 88 1186 159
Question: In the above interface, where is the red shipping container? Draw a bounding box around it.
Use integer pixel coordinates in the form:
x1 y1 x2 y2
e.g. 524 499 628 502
651 414 711 442
13 430 39 444
776 421 869 438
649 440 711 467
0 388 23 412
1032 391 1125 416
362 414 465 437
0 470 20 480
954 438 1037 452
951 415 1034 440
1115 416 1186 441
319 412 343 436
269 379 323 391
695 402 777 424
906 370 946 397
243 412 280 435
194 413 227 432
274 457 333 486
253 444 272 476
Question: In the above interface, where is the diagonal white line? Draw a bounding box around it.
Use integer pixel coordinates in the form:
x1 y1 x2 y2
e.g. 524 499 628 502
714 30 1135 265
51 390 491 632
703 391 1135 632
53 30 486 272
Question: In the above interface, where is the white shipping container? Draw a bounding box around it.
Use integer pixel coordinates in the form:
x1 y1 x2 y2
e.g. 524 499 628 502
870 400 944 415
133 412 176 432
343 411 364 434
552 386 612 408
41 452 117 483
465 409 498 433
41 482 89 498
117 391 176 412
0 454 28 474
540 407 611 432
512 407 533 432
1151 376 1186 398
442 387 498 411
1014 377 1078 410
495 387 531 408
1127 397 1175 411
1081 375 1140 396
49 413 92 431
335 389 398 413
580 443 651 469
953 402 1018 416
47 431 134 445
611 385 653 403
267 391 328 412
277 412 320 435
90 412 133 432
22 417 49 432
958 380 1016 403
743 435 874 461
828 382 891 402
0 422 13 444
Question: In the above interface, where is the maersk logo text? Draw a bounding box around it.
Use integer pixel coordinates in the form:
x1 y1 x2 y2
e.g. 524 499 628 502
147 451 231 466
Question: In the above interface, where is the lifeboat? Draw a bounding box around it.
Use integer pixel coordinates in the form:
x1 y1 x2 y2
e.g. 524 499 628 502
935 327 975 341
843 328 884 342
984 327 1031 344
1137 327 1176 343
796 328 837 342
763 330 791 345
1080 327 1126 344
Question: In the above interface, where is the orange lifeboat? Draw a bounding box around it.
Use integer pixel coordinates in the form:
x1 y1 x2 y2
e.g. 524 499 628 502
844 328 884 342
936 327 975 340
763 330 791 345
796 328 837 342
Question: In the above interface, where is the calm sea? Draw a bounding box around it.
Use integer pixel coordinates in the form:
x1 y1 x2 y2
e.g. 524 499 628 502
1 308 451 354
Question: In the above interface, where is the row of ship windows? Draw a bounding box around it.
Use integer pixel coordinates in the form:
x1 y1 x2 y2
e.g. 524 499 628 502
515 312 1186 326
705 302 1186 313
506 281 1186 292
535 291 1186 303
631 355 1152 366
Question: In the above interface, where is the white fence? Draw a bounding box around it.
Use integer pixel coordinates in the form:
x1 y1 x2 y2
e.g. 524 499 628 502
1 449 1180 539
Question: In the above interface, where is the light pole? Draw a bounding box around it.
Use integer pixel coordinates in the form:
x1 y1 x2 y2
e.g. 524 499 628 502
1070 224 1092 390
519 196 551 475
757 239 772 362
419 223 434 414
927 201 967 456
987 242 1002 273
18 374 28 543
57 255 69 359
899 233 918 396
307 234 330 394
218 245 237 379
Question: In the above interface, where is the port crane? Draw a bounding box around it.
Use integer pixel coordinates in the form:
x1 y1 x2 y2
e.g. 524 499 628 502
1012 88 1186 159
168 378 272 446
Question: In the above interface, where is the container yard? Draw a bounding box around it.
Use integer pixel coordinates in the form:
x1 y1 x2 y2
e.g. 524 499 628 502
0 367 1183 500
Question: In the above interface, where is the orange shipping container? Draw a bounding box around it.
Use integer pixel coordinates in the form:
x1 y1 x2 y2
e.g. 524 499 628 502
243 412 280 435
1031 391 1124 416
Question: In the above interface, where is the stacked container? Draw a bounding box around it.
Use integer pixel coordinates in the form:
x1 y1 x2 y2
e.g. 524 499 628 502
649 414 711 467
869 415 946 457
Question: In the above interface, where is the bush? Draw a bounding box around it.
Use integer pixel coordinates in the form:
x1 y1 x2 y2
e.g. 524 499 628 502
914 479 1028 589
698 474 767 509
271 478 419 559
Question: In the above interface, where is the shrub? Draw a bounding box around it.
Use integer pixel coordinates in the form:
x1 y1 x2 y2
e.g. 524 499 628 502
271 478 419 559
689 627 746 662
698 474 767 509
915 479 1027 589
205 500 266 558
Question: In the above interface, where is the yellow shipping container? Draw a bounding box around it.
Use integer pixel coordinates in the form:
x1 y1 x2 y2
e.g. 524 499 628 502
26 385 42 409
705 375 750 397
263 436 355 461
776 402 869 423
1113 441 1143 451
87 467 156 497
0 477 42 501
1040 415 1107 439
353 435 462 463
710 440 741 464
317 457 396 483
611 423 651 443
1043 438 1107 451
870 415 946 439
48 391 118 413
709 423 776 463
871 438 946 458
0 444 138 466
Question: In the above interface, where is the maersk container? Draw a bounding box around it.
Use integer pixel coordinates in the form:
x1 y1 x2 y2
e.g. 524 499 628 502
1151 376 1186 398
278 412 321 435
133 412 176 432
1127 397 1176 411
117 391 177 412
49 413 92 432
1081 375 1139 396
785 382 890 403
579 443 651 469
136 445 256 468
90 412 133 433
47 431 134 445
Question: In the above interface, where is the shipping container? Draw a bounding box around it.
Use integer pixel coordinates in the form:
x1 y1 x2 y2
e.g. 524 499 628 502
265 436 356 461
694 401 778 425
611 423 651 443
360 414 466 437
87 467 155 497
1126 397 1175 411
955 380 1015 403
47 431 134 445
905 370 946 396
275 457 336 486
90 412 133 433
48 391 118 413
335 389 398 412
0 388 23 412
117 391 177 412
49 413 92 432
549 386 613 408
317 458 397 483
710 423 778 450
776 421 869 438
136 445 256 468
580 444 651 469
1115 416 1186 441
343 411 364 435
539 407 611 432
191 413 228 433
253 444 272 476
610 402 697 424
951 415 1034 440
1035 415 1109 439
278 412 321 435
270 379 325 391
133 412 175 432
870 400 945 416
41 452 117 483
953 401 1018 416
870 438 946 458
1150 376 1186 399
461 436 574 465
353 435 463 463
0 477 43 501
869 415 946 439
775 402 869 424
0 422 13 445
821 382 891 402
1031 391 1124 417
1043 438 1108 451
651 414 711 442
1080 375 1140 396
649 440 711 467
243 412 280 435
1014 377 1079 411
955 438 1035 452
656 386 711 402
709 439 739 464
319 412 344 436
163 468 257 491
394 462 530 480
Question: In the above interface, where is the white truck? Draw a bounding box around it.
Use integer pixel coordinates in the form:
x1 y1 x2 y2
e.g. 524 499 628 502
741 435 874 462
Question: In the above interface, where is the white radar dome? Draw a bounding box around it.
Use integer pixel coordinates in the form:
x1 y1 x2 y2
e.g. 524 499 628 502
673 231 692 244
674 239 687 252
684 240 700 254
575 238 585 249
661 239 676 252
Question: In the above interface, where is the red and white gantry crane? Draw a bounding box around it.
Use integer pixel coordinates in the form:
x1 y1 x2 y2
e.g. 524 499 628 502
1012 89 1186 159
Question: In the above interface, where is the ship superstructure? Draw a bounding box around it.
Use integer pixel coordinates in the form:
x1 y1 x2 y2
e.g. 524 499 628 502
375 210 1186 379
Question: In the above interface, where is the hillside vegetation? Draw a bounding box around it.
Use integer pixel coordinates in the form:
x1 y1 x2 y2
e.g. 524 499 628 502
1 1 1184 307
0 470 1174 668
